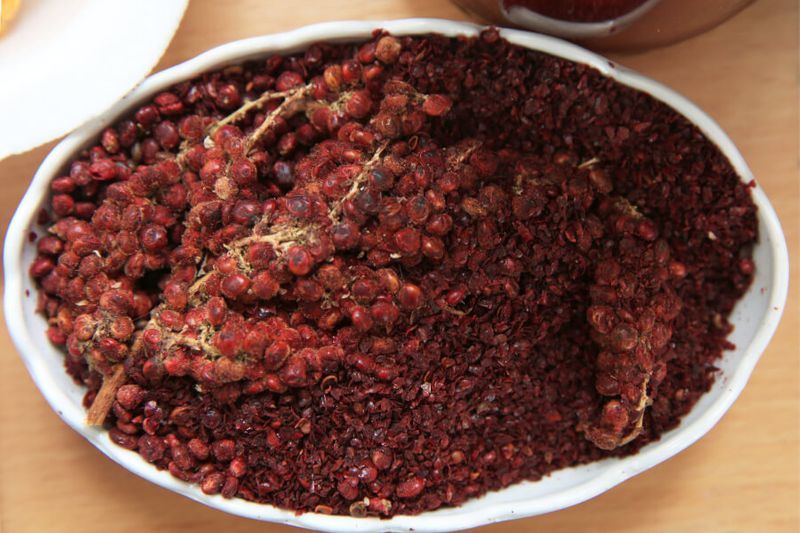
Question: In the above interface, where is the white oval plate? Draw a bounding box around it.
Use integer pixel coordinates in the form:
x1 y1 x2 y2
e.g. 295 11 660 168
0 0 187 160
2 19 789 533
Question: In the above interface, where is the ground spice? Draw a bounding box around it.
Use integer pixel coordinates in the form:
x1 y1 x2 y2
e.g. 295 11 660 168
31 29 757 517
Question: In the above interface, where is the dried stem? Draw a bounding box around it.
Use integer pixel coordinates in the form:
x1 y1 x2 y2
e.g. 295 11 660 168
208 88 307 139
164 324 222 358
243 86 313 153
308 90 354 116
441 305 465 317
578 157 600 169
328 142 390 224
186 273 213 304
86 364 127 426
611 196 642 218
446 140 481 170
229 223 312 250
616 376 651 447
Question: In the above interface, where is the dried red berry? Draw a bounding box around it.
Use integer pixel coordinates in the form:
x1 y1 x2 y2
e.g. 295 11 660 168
396 477 425 499
397 283 424 310
349 305 374 332
422 95 452 117
140 225 168 251
393 228 421 255
221 273 251 299
287 246 313 276
375 36 402 64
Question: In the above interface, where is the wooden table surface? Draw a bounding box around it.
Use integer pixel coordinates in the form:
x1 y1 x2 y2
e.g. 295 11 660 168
0 0 797 531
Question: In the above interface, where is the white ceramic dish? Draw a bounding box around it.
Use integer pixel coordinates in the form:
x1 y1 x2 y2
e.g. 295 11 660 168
2 19 789 533
0 0 188 160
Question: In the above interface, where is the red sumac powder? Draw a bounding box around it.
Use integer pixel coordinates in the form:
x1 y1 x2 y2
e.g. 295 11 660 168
31 29 757 516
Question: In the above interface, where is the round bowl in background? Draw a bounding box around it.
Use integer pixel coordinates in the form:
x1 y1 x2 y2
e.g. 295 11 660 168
451 0 756 51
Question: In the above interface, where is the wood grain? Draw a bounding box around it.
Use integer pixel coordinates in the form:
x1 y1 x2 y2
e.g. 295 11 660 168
0 0 797 531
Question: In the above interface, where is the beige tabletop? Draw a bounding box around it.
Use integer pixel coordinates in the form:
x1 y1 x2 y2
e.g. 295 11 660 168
0 1 797 532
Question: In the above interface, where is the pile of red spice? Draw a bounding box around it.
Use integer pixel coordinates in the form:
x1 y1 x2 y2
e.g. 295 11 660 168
30 29 757 517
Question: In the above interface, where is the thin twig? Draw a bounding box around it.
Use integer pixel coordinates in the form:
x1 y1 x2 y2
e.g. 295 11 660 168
328 142 390 224
616 376 651 446
243 86 313 153
208 88 306 139
86 365 127 426
228 223 311 250
446 139 481 170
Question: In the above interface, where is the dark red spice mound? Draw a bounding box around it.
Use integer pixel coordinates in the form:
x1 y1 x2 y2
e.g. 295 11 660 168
30 29 757 517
